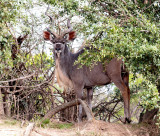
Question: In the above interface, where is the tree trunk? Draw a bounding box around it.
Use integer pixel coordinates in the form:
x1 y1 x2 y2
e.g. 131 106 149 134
4 93 11 117
139 82 160 123
0 89 5 117
139 109 158 123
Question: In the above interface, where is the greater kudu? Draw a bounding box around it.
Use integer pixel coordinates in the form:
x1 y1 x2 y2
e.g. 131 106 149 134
43 19 131 123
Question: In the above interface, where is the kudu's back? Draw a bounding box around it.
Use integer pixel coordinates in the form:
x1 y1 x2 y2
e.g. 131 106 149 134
70 53 111 88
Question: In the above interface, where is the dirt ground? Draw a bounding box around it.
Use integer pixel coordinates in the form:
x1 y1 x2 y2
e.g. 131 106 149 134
0 119 152 136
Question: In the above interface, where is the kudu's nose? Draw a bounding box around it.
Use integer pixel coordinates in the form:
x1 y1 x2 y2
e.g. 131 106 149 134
55 44 61 51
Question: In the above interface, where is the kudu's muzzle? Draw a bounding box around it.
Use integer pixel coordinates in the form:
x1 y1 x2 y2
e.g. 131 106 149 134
55 43 62 51
55 43 62 57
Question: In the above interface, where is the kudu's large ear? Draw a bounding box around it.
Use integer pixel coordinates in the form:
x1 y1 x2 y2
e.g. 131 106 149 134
68 31 76 41
43 31 51 40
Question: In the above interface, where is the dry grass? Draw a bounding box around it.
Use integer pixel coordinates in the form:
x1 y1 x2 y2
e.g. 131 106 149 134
0 118 153 136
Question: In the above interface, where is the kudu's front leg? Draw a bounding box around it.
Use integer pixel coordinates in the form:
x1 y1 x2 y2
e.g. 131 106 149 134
75 88 83 122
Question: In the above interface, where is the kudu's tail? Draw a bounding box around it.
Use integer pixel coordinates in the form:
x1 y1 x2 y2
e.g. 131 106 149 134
121 64 129 88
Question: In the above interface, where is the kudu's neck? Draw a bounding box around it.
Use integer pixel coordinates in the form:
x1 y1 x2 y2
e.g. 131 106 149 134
54 45 73 77
54 45 72 67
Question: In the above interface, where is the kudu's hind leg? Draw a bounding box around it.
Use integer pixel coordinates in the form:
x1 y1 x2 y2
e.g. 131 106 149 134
87 88 93 110
106 58 131 123
112 76 131 123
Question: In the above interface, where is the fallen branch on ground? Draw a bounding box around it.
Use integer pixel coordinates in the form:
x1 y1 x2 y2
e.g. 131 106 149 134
23 123 35 136
34 129 51 136
43 99 93 121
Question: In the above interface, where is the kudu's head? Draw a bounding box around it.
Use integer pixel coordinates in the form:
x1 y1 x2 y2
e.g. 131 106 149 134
43 19 76 58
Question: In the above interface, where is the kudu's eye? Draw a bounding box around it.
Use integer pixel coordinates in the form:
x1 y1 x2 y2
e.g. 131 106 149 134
51 34 55 39
63 35 68 39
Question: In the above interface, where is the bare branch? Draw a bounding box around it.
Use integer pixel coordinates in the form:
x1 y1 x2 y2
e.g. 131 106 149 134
0 73 36 83
5 22 18 46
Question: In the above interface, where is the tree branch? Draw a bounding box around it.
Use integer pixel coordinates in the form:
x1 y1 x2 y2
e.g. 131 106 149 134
43 99 93 121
